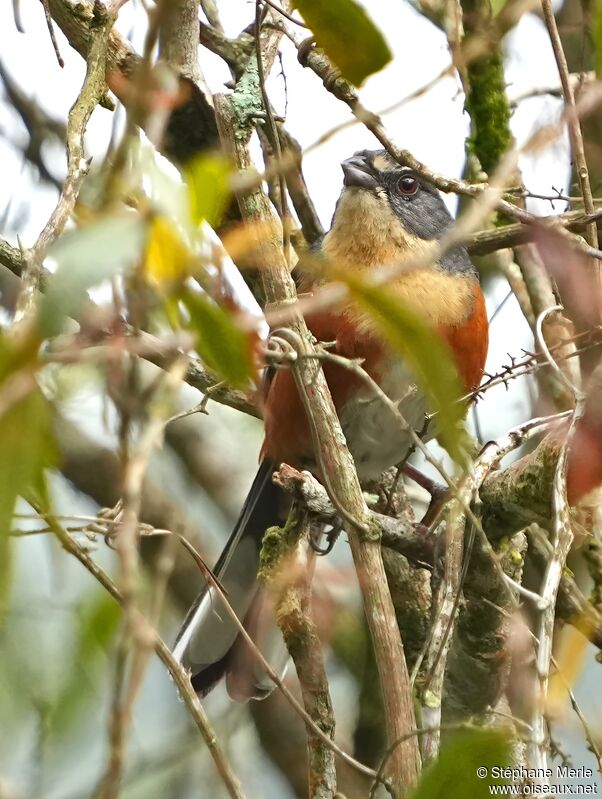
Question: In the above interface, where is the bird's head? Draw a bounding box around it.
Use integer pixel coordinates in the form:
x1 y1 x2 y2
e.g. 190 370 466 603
323 149 473 277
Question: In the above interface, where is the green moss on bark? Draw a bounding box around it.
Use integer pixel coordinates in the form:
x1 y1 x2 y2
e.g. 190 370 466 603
257 513 301 585
479 436 561 539
382 549 431 671
466 51 512 175
461 0 512 174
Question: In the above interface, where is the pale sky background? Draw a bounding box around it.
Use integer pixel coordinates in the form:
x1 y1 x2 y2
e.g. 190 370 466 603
0 2 598 798
0 0 572 443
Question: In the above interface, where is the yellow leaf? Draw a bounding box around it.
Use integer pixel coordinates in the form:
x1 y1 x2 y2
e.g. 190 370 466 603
145 216 193 285
185 154 231 229
547 617 593 717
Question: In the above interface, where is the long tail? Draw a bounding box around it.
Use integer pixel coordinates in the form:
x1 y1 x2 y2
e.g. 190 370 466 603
173 458 288 700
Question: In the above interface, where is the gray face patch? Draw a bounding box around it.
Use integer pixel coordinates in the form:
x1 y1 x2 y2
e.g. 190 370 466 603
338 149 475 276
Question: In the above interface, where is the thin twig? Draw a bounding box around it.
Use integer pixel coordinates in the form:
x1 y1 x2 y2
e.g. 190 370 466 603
41 512 247 799
255 0 291 267
526 340 585 774
465 328 602 403
301 63 455 157
420 496 469 764
540 1 598 250
214 85 421 791
97 358 188 799
40 0 64 67
17 1 115 321
261 0 307 28
535 306 584 401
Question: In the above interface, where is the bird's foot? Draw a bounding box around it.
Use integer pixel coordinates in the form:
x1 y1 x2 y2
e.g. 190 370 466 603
412 522 445 575
402 463 449 527
310 521 342 555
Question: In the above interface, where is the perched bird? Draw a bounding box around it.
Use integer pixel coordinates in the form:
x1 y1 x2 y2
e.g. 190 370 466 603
173 149 489 701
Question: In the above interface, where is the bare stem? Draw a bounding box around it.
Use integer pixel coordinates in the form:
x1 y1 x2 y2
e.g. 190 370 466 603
268 518 338 798
540 0 601 319
214 85 421 793
43 514 247 799
526 389 584 774
17 1 115 321
96 359 188 799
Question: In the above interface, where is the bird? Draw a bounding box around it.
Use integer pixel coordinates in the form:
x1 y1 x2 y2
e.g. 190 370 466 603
173 148 489 701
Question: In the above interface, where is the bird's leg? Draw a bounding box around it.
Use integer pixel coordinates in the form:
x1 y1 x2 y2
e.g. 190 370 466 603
310 520 342 555
402 463 449 527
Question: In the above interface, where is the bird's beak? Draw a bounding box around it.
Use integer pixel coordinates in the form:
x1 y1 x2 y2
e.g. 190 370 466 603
341 155 378 190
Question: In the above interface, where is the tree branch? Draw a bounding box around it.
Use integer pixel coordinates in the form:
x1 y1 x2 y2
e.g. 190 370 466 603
444 530 527 722
272 464 436 566
465 210 602 256
541 0 599 255
273 451 602 655
214 62 421 792
18 0 115 320
261 517 337 798
45 513 247 799
46 0 218 165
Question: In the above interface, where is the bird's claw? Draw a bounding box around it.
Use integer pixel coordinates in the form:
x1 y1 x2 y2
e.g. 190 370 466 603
297 36 316 66
310 522 341 555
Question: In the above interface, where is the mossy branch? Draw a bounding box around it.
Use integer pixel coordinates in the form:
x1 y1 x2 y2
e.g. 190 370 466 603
259 517 337 799
443 530 527 722
460 0 512 175
479 435 562 539
273 454 602 656
213 16 423 786
465 50 512 175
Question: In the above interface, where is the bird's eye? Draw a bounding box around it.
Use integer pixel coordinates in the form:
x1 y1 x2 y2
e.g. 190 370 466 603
398 174 419 197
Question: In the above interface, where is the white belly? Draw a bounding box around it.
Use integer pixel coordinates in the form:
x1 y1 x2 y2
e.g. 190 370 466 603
339 360 431 480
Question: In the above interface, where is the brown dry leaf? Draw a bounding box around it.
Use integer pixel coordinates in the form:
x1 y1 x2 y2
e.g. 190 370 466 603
547 618 594 718
531 222 602 327
567 364 602 504
221 219 283 267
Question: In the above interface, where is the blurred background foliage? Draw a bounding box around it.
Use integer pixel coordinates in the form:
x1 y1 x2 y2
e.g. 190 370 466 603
0 0 601 798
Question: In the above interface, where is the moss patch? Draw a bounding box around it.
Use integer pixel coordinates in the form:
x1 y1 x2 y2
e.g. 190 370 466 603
258 510 304 585
466 51 512 175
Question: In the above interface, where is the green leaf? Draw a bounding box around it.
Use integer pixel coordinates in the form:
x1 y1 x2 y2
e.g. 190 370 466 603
185 154 231 229
412 729 511 799
39 213 147 336
181 289 256 388
0 535 13 627
490 0 507 16
0 383 57 622
0 388 57 535
294 0 392 86
50 591 120 733
344 276 466 461
595 0 602 77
